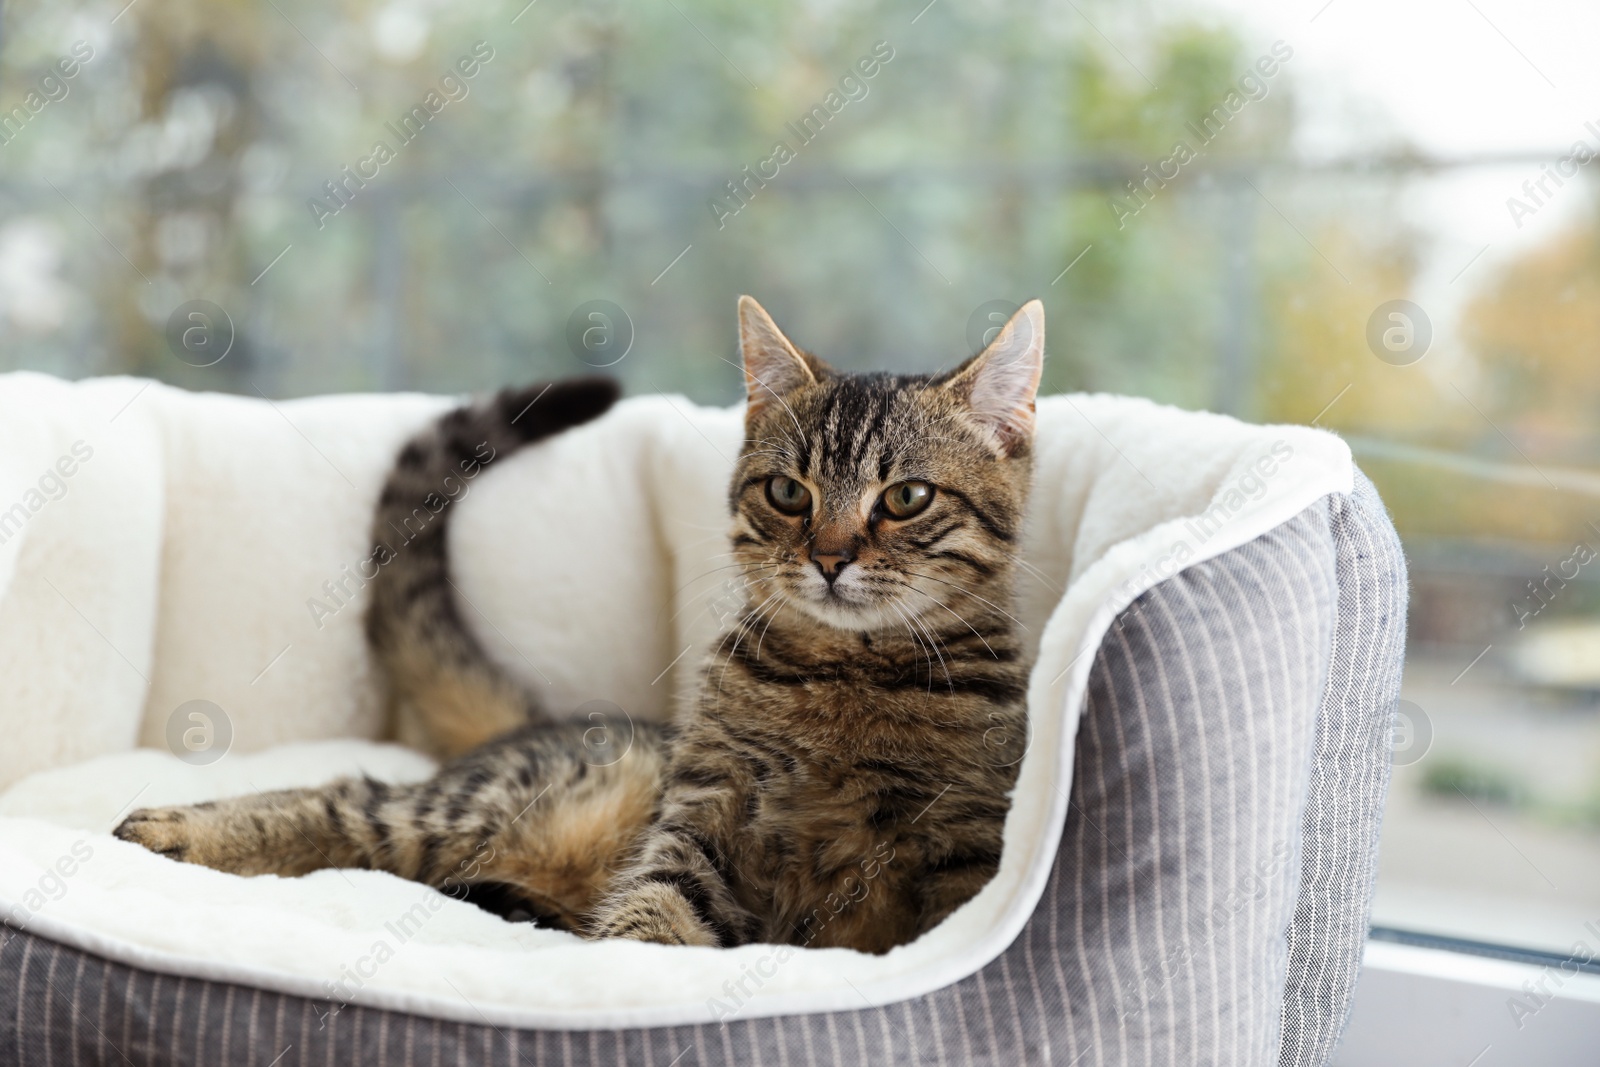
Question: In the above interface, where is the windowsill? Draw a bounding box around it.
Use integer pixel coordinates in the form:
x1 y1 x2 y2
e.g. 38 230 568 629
1335 935 1600 1065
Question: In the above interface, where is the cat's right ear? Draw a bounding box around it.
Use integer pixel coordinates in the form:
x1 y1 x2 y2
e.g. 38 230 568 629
739 296 822 424
941 299 1045 456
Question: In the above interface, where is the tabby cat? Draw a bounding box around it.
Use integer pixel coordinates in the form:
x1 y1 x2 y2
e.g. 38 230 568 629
115 296 1045 953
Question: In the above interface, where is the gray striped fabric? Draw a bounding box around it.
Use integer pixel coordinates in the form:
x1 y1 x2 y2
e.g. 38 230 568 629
1051 492 1336 1066
0 478 1405 1066
1277 472 1406 1066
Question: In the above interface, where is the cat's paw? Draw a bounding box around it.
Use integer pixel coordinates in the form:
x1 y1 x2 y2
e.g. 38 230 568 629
590 885 720 948
113 805 227 868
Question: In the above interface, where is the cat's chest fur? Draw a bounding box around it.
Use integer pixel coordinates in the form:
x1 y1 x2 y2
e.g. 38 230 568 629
693 654 1015 950
731 741 935 952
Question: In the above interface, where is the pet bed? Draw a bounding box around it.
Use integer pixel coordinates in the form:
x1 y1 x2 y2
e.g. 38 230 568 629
0 372 1405 1065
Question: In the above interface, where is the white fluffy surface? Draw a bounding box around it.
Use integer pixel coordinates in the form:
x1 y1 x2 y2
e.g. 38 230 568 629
0 374 1353 1029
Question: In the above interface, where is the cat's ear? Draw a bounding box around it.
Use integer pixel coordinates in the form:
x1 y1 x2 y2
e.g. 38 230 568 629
942 299 1045 456
739 296 824 423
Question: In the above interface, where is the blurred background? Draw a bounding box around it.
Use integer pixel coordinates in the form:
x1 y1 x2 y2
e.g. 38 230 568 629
1 0 1596 957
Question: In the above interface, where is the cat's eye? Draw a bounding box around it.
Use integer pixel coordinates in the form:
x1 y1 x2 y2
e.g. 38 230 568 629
766 476 812 514
881 481 933 519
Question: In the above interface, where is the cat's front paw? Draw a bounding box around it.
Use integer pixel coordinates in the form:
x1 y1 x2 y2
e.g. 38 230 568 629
114 804 233 869
590 885 720 948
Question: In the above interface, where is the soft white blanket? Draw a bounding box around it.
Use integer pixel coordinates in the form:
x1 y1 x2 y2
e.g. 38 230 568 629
0 373 1351 1029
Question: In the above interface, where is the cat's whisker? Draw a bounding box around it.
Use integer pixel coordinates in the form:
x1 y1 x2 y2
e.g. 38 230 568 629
716 593 782 660
715 595 786 693
667 571 784 625
672 559 777 591
894 583 1000 659
982 546 1062 595
886 603 934 693
669 560 778 598
901 569 1030 630
663 574 771 621
681 562 779 592
1012 557 1062 594
753 595 790 659
891 602 952 694
908 606 958 693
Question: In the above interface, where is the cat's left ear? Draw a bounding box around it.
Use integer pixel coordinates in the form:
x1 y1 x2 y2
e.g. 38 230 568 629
942 299 1045 456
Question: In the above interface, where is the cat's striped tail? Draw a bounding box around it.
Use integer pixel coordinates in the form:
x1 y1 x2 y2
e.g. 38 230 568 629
364 377 621 758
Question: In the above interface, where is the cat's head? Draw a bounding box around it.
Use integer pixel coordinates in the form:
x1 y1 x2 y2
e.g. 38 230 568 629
728 295 1043 632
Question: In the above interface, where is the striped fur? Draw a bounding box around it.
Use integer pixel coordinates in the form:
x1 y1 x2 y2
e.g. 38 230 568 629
365 377 619 758
116 721 668 929
588 298 1042 948
116 298 1045 954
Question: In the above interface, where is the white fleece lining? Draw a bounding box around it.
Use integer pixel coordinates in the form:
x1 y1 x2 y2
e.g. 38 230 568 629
0 378 1353 1030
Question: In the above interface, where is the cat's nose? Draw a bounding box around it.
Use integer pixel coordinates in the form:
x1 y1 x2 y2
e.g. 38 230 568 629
810 545 856 583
